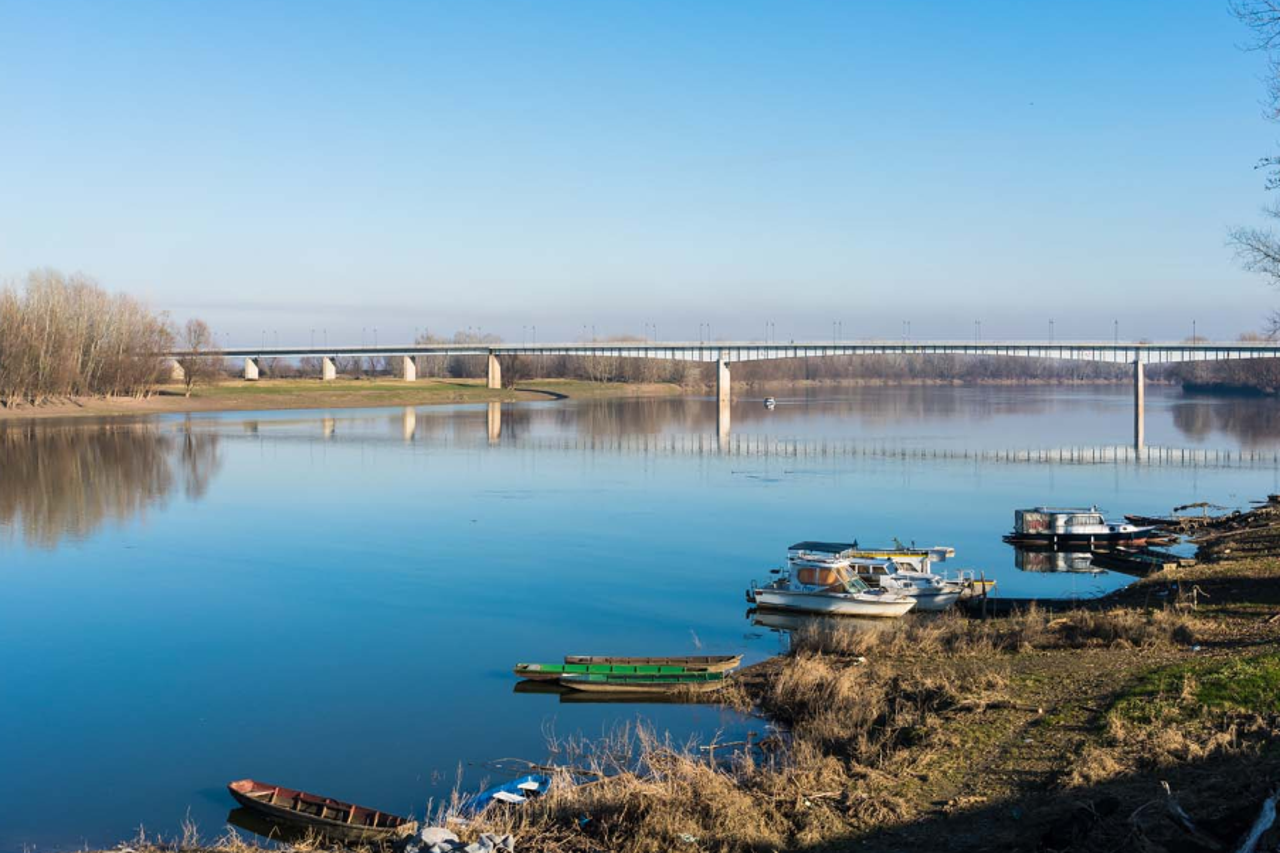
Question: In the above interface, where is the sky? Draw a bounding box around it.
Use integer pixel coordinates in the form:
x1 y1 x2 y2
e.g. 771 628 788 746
1 0 1278 345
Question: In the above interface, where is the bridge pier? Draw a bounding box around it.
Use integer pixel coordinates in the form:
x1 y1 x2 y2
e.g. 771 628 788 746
321 356 336 381
243 357 259 381
716 358 731 440
168 359 185 383
1134 360 1145 453
487 352 502 390
402 356 417 382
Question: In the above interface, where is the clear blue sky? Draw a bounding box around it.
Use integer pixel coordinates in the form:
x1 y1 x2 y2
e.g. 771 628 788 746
1 0 1276 344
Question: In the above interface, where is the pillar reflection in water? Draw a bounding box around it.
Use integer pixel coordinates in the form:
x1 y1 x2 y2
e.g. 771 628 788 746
488 401 502 444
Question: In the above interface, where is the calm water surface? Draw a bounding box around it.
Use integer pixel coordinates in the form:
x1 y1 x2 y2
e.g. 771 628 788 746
3 385 1280 851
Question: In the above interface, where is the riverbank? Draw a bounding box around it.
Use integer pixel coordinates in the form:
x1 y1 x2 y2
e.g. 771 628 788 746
0 379 684 420
105 545 1280 853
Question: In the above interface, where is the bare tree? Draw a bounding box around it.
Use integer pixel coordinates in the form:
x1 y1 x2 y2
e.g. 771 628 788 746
1230 3 1280 325
175 319 223 396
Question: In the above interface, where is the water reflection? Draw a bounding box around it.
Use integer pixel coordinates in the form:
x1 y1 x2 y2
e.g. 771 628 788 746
1011 547 1103 574
1171 397 1280 448
0 422 221 548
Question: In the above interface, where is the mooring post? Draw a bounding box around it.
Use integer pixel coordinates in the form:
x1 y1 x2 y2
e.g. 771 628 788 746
487 351 502 390
1133 358 1145 454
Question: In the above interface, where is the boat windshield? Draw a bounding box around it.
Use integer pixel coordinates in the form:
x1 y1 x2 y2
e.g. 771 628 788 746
845 576 871 593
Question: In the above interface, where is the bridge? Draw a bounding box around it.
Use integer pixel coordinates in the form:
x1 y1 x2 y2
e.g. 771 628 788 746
168 339 1280 451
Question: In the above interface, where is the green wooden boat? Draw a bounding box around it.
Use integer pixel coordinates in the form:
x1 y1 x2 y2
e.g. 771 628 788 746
514 662 695 682
559 671 727 694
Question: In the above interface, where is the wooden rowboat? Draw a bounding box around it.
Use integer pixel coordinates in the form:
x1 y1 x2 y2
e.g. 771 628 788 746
514 662 702 681
559 671 728 694
226 779 417 843
562 654 742 672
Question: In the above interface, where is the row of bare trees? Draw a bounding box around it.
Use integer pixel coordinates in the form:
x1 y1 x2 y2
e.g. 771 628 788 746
0 270 176 406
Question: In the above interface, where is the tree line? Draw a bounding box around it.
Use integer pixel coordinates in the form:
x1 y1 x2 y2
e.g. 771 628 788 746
0 270 174 406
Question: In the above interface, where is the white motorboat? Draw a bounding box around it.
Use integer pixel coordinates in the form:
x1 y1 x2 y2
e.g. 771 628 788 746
878 571 963 612
764 397 777 410
748 564 917 618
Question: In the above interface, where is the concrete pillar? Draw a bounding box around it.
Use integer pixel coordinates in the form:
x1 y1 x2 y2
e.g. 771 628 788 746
243 357 259 381
169 359 186 383
487 401 502 444
487 352 502 390
402 407 416 442
402 355 417 382
716 358 731 439
321 356 336 381
1134 359 1145 453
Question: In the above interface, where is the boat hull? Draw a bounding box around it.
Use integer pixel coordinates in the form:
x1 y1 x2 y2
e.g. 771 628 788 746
226 781 415 843
753 588 916 618
901 589 962 612
560 677 726 694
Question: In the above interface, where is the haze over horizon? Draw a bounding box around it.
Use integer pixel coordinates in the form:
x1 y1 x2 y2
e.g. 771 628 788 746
2 0 1277 344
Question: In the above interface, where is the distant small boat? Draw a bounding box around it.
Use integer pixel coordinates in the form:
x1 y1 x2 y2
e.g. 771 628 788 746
559 671 728 693
514 662 699 681
457 773 551 815
226 779 416 843
764 397 777 409
563 654 742 672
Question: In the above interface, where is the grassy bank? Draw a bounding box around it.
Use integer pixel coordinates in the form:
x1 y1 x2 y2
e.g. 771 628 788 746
0 378 683 420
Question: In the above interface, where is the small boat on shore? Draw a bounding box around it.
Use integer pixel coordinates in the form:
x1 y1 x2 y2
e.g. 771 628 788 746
226 779 417 843
749 565 917 618
563 654 742 672
764 397 777 409
1003 507 1160 548
457 773 551 815
559 671 728 693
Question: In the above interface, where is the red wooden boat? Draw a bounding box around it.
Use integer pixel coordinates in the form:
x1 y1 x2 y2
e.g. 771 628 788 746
227 778 417 843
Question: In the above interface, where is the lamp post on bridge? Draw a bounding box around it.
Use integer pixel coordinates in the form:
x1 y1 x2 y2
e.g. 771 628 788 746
1049 319 1054 343
1113 319 1119 346
974 320 981 344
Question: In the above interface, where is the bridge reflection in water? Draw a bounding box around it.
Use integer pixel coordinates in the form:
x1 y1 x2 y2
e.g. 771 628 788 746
279 402 1280 469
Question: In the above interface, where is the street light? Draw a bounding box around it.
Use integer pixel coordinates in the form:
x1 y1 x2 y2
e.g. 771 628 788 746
1113 319 1119 346
1049 319 1054 343
311 329 315 348
1193 320 1197 343
974 320 981 344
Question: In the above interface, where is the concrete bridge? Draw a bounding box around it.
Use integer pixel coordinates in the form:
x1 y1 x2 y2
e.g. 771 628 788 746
168 339 1280 451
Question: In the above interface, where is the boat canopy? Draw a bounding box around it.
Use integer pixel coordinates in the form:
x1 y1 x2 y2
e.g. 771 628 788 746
788 541 857 555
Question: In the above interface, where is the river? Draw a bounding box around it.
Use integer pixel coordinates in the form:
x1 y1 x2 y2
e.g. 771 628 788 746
3 384 1280 851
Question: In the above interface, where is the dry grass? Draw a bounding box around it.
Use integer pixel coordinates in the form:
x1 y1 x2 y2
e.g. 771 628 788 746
788 605 1198 659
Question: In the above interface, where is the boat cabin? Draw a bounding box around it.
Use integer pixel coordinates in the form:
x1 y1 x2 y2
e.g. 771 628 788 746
1014 508 1112 535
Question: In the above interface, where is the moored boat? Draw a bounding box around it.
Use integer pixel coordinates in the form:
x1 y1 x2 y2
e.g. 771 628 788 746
457 773 551 815
514 662 698 681
749 564 917 618
563 654 742 672
226 779 417 843
1003 507 1159 547
764 397 777 409
559 671 728 693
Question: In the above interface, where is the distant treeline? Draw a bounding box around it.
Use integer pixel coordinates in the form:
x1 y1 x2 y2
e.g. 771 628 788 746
0 270 172 406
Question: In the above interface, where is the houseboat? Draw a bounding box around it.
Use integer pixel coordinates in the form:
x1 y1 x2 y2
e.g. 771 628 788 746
1003 507 1158 548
